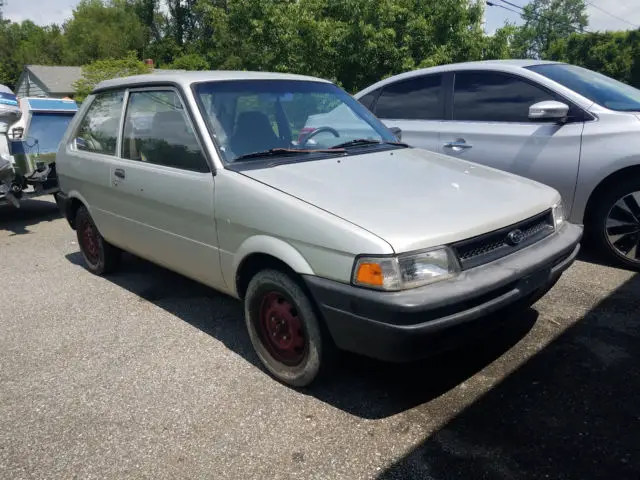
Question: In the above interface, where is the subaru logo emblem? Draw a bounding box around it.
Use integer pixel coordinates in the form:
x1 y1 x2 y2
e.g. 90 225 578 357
507 229 525 246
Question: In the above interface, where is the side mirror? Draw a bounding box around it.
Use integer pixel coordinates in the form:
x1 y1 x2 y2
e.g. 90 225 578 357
389 126 402 141
528 100 569 121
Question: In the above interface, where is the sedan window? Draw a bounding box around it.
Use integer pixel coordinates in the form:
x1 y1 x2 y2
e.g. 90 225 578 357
528 63 640 112
375 75 444 120
453 71 556 123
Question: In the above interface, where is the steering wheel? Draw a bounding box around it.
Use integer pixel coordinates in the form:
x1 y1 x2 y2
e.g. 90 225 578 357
300 126 340 147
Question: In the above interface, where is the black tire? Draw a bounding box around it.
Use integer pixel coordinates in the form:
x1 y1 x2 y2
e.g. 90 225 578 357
587 178 640 271
244 269 336 387
75 206 121 275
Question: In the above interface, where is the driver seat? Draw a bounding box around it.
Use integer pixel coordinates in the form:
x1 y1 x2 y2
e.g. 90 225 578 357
230 111 280 158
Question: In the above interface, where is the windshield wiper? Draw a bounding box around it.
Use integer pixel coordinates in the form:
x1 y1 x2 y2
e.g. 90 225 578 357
234 147 345 162
330 138 409 149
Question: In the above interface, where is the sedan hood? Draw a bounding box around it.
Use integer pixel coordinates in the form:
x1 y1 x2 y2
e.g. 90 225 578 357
240 148 559 253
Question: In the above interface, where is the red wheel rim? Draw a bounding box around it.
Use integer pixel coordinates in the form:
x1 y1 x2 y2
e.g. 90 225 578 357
79 218 100 266
258 292 307 366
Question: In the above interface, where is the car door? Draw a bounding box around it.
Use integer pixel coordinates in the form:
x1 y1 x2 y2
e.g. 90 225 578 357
438 70 584 214
366 74 445 152
105 87 224 290
62 90 126 243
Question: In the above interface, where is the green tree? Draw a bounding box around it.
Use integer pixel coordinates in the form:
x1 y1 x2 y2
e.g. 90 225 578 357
196 0 492 93
63 0 146 65
73 51 152 101
511 0 589 59
0 20 66 88
168 53 209 70
549 29 640 88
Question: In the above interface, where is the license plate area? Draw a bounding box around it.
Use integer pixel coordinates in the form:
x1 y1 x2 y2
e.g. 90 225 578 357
519 268 550 296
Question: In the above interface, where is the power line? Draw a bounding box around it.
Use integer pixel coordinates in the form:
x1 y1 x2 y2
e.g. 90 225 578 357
586 1 640 29
486 1 521 17
496 0 525 12
487 0 594 34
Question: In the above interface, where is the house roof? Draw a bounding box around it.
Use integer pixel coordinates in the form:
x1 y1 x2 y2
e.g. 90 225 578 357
25 65 83 94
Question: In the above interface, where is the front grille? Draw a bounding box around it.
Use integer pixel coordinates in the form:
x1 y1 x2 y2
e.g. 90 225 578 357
451 209 555 270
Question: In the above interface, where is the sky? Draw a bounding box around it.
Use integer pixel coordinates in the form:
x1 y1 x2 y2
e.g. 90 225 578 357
3 0 640 34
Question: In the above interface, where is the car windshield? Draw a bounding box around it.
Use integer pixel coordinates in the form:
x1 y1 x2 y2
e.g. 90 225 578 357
527 63 640 112
194 79 399 163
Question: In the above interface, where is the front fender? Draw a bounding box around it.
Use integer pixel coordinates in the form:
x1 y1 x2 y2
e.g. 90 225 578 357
228 235 315 296
573 153 640 223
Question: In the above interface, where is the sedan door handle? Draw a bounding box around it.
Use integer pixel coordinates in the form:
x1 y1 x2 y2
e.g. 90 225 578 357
114 168 126 179
443 140 473 150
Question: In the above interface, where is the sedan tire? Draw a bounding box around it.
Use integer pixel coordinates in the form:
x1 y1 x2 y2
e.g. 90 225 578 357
589 178 640 271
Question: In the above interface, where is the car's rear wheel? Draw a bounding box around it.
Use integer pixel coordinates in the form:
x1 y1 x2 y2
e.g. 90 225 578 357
588 179 640 271
75 206 121 275
244 269 335 387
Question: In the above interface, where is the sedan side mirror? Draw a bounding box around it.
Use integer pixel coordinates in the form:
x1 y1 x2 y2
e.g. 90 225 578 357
528 100 570 121
389 126 402 141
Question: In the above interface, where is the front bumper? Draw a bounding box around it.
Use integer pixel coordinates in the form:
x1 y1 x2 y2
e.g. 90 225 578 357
303 222 583 362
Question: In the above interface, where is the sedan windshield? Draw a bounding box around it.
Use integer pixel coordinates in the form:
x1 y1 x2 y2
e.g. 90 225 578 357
194 79 400 163
527 63 640 112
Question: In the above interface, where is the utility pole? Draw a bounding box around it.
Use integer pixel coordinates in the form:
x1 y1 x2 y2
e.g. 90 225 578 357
0 1 4 22
479 0 486 33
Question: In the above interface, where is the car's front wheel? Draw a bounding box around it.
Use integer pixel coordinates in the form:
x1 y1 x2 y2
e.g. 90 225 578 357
589 178 640 271
244 269 335 387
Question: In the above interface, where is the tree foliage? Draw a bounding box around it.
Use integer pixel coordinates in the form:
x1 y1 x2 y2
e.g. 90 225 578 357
511 0 588 59
73 51 152 102
549 29 640 88
0 0 639 96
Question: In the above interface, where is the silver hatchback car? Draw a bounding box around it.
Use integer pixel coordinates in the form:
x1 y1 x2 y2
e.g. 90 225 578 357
356 60 640 270
55 71 582 386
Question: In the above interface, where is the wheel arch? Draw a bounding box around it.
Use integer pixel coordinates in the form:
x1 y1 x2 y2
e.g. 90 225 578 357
233 236 315 299
584 165 640 226
63 191 91 230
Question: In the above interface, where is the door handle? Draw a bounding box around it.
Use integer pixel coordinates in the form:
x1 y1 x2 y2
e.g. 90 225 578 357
114 168 126 179
443 140 473 150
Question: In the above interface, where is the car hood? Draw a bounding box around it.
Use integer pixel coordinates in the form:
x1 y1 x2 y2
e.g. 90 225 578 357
240 147 559 253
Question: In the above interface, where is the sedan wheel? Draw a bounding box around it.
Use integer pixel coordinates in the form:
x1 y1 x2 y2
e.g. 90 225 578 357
605 191 640 263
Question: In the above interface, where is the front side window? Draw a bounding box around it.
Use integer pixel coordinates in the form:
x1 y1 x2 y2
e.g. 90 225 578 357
74 90 124 155
527 63 640 112
194 80 400 163
122 90 209 172
453 71 556 123
375 75 444 120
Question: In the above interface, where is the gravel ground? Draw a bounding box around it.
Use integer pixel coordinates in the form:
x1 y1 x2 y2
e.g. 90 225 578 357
1 199 638 480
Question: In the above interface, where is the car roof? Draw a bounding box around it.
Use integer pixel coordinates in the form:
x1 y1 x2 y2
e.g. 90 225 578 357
355 59 563 96
94 70 333 93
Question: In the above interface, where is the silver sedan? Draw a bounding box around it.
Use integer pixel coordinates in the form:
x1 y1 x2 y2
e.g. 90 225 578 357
356 60 640 270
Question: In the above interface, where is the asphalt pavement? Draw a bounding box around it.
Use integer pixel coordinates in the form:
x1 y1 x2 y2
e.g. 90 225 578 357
1 199 638 480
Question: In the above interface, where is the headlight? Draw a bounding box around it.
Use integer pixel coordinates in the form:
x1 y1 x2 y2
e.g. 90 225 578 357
552 200 565 229
352 247 460 291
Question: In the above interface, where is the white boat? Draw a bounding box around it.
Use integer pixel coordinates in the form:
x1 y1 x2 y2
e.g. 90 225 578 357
0 85 78 207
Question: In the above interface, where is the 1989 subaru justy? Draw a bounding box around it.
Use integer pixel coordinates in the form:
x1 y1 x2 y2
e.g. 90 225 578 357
55 71 582 386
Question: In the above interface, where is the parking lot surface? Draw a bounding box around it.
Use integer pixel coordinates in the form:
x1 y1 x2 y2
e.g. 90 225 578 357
1 199 639 480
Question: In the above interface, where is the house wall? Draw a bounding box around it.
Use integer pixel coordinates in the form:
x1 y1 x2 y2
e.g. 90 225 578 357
15 71 49 98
